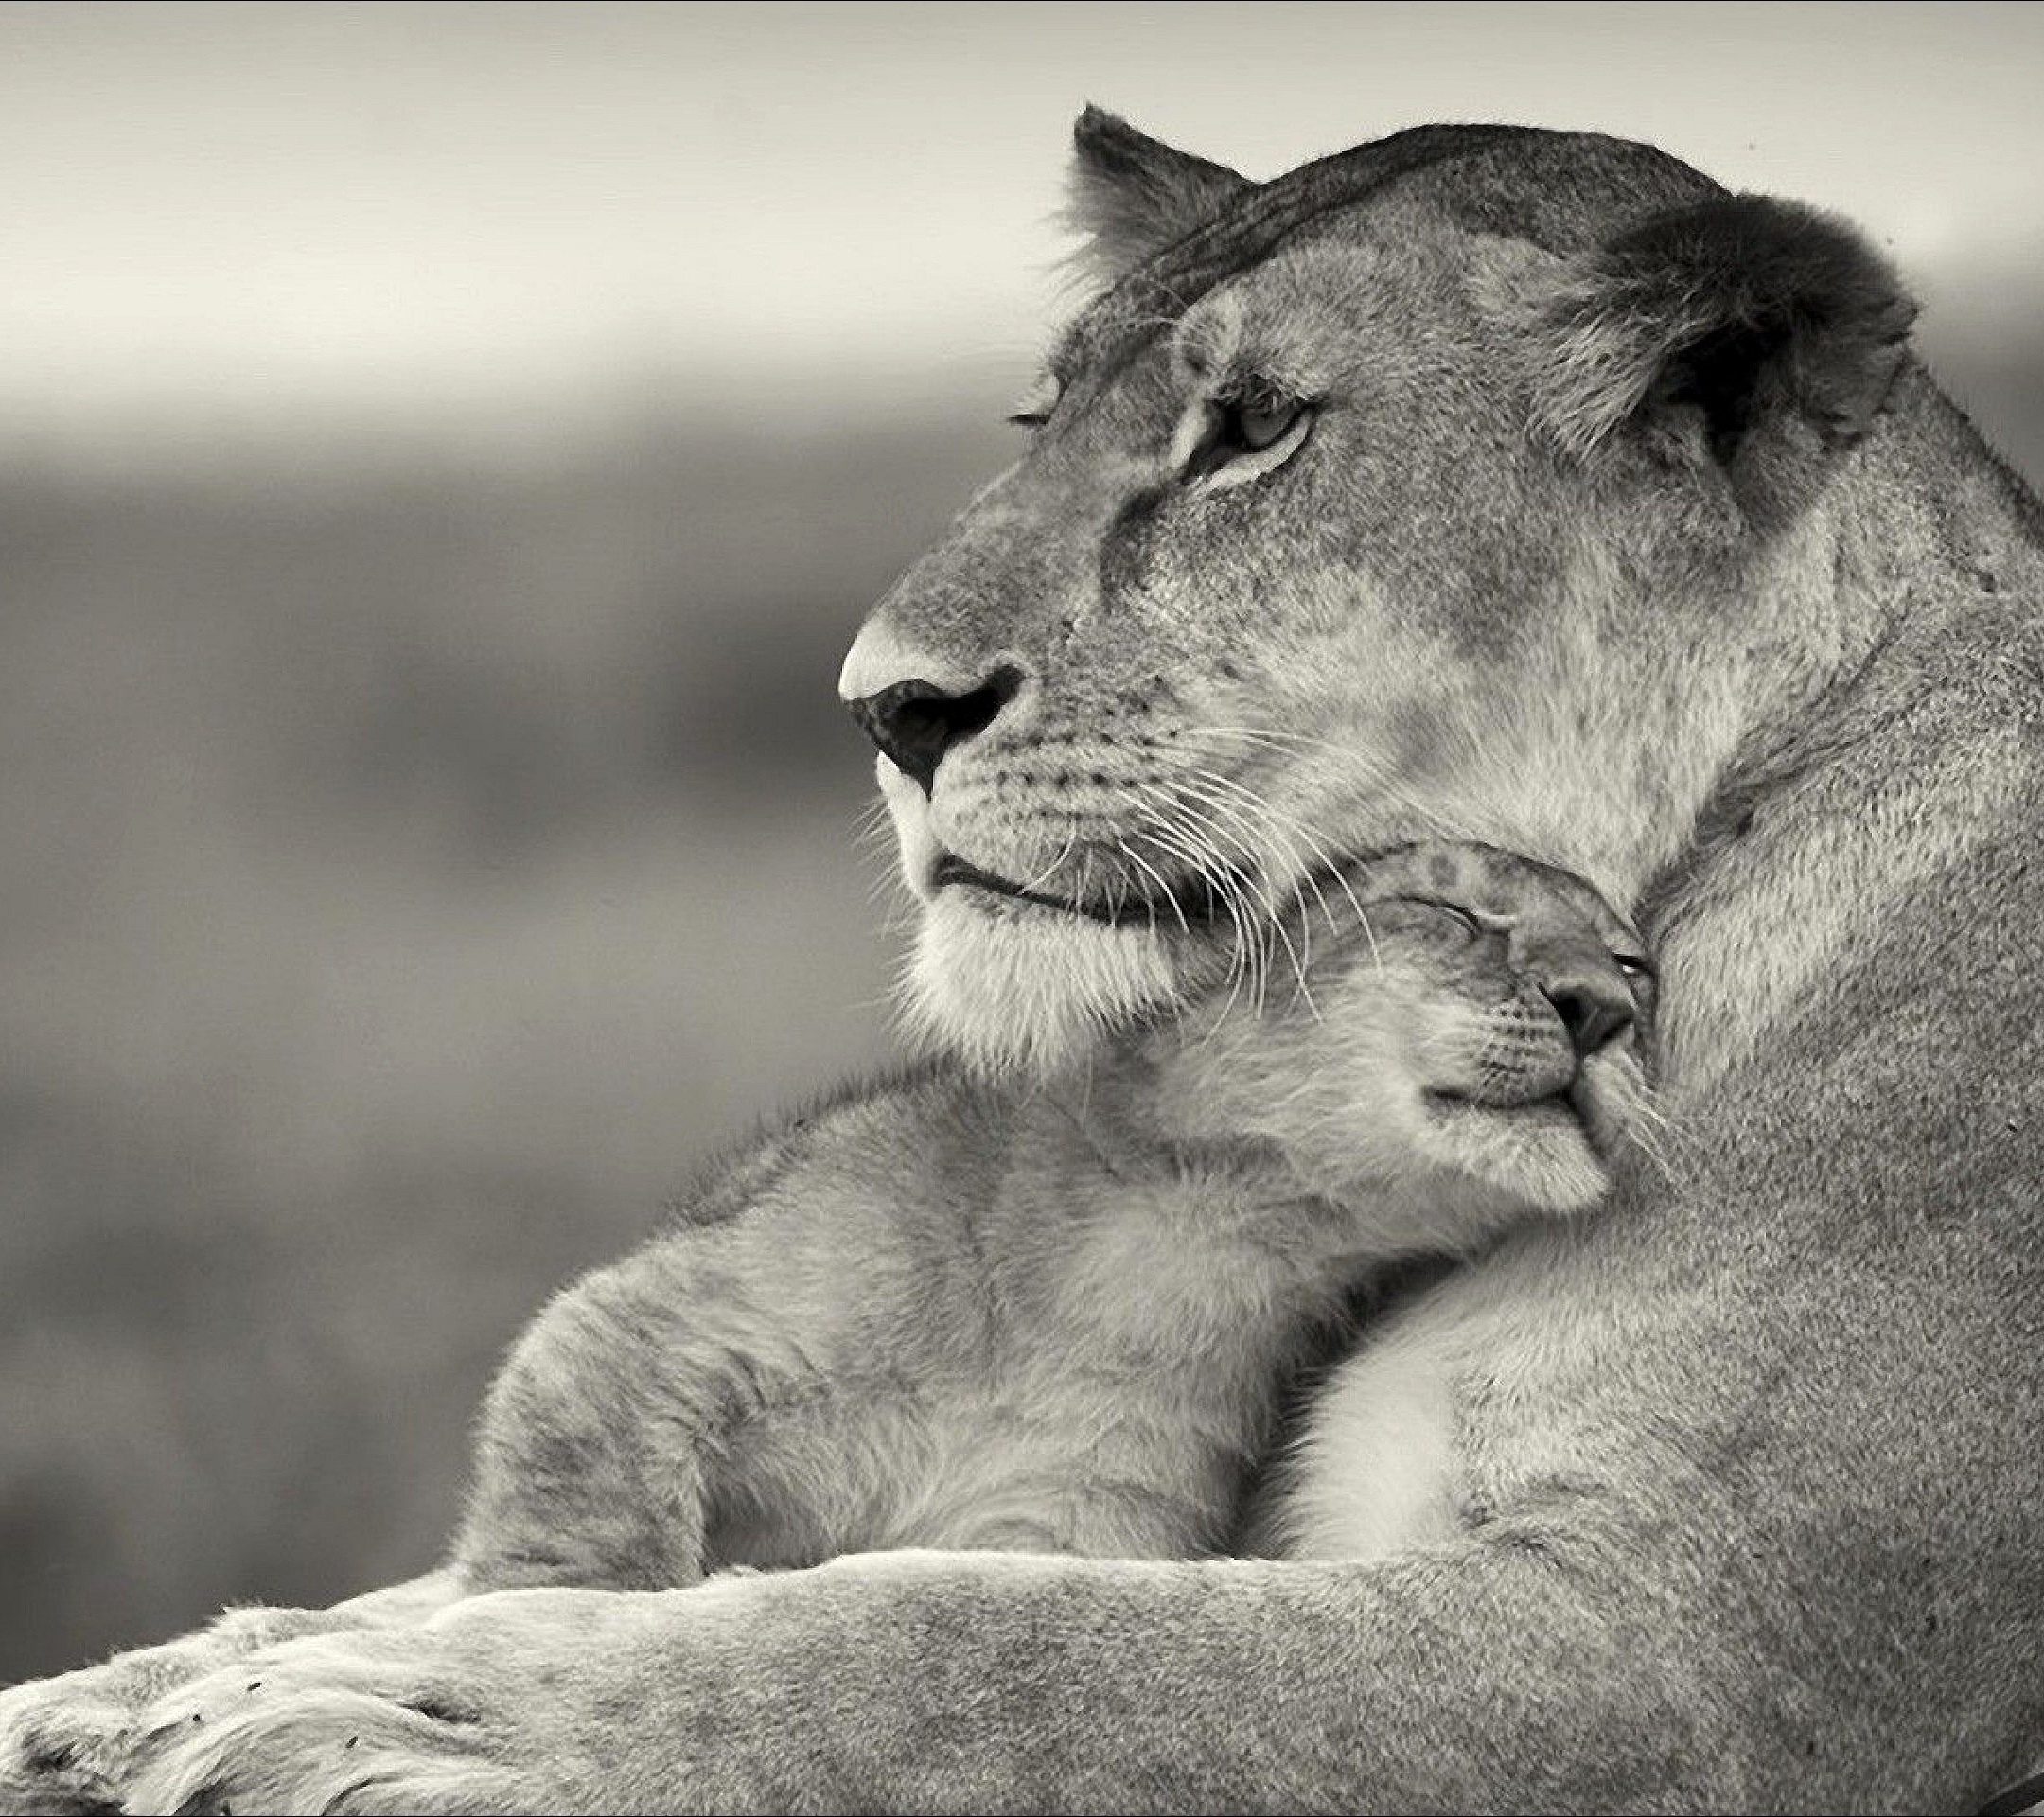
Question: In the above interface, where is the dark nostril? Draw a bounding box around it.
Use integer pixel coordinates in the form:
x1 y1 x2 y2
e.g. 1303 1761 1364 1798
1542 973 1636 1058
847 665 1023 795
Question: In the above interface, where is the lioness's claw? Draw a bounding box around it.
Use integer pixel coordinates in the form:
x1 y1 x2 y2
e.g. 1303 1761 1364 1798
0 1676 133 1816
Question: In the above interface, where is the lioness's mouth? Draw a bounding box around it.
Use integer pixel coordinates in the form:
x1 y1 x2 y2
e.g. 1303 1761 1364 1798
931 849 1385 933
931 852 1224 927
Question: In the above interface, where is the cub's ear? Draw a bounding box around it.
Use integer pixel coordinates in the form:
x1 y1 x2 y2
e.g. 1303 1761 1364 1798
1533 194 1916 521
1066 105 1253 285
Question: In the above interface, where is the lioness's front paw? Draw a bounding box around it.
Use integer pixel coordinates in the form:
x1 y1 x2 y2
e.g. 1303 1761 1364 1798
126 1578 798 1814
0 1619 310 1816
0 1598 442 1817
0 1622 268 1817
124 1599 607 1817
0 1667 137 1816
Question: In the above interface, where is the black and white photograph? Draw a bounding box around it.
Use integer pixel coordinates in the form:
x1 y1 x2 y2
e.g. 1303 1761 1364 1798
1 3 2041 1810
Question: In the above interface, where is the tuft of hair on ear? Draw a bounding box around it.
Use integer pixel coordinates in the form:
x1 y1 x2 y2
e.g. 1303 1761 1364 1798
1534 194 1917 513
1063 104 1254 289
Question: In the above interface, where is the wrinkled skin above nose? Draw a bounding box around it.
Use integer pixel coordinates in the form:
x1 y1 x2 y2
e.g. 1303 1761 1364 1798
837 502 1057 793
838 357 1186 786
839 450 1104 696
840 511 1035 710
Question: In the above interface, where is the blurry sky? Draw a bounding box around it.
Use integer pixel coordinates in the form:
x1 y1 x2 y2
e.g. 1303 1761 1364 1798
2 0 2040 453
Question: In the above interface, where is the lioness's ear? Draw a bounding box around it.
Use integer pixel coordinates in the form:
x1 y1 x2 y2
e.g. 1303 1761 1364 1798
1066 105 1253 285
1534 195 1916 520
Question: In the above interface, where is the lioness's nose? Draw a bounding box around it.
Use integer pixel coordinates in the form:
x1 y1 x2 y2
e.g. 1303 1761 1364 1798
846 668 1023 795
1541 968 1636 1057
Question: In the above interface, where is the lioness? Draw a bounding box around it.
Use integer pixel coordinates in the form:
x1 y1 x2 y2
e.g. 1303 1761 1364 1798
9 112 2044 1813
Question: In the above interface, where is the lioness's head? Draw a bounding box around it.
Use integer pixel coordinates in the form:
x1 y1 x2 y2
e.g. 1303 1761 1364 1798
842 113 1914 1075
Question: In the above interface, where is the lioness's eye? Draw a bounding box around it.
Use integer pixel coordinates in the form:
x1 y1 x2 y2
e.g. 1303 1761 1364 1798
1228 393 1304 452
1182 380 1314 484
1614 952 1655 981
1007 374 1063 431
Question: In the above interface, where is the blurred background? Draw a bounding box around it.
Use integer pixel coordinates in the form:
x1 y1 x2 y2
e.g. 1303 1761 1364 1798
2 0 2038 1682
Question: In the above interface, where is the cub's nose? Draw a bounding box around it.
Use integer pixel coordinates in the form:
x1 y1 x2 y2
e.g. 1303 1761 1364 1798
845 668 1022 796
1540 966 1636 1058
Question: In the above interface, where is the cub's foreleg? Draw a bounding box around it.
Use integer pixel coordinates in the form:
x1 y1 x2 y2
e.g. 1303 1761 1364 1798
452 1074 971 1592
451 1242 744 1591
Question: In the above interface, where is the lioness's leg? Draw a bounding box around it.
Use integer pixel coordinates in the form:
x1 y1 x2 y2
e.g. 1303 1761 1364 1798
88 1541 1897 1815
6 1071 978 1813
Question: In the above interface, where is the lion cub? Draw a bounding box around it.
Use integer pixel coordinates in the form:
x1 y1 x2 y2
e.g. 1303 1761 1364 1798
453 843 1653 1588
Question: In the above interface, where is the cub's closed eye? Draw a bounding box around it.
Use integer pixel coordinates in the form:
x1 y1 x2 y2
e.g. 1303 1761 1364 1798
1419 899 1496 941
1441 904 1486 940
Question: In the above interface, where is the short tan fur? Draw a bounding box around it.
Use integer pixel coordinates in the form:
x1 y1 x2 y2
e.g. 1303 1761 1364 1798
5 113 2041 1814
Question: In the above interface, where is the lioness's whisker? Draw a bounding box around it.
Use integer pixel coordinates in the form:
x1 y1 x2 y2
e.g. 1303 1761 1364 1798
1114 836 1192 939
1128 792 1247 980
1128 782 1261 1020
1154 774 1314 1015
1173 765 1363 942
1154 772 1322 1017
1170 764 1391 989
1168 769 1317 918
1153 772 1308 1014
1016 826 1082 900
1128 784 1249 958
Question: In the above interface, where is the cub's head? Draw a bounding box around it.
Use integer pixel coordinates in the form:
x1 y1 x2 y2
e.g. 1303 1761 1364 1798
843 112 1914 1076
1152 841 1657 1221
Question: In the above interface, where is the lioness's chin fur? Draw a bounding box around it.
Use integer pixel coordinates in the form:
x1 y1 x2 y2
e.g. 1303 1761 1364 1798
903 894 1179 1076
